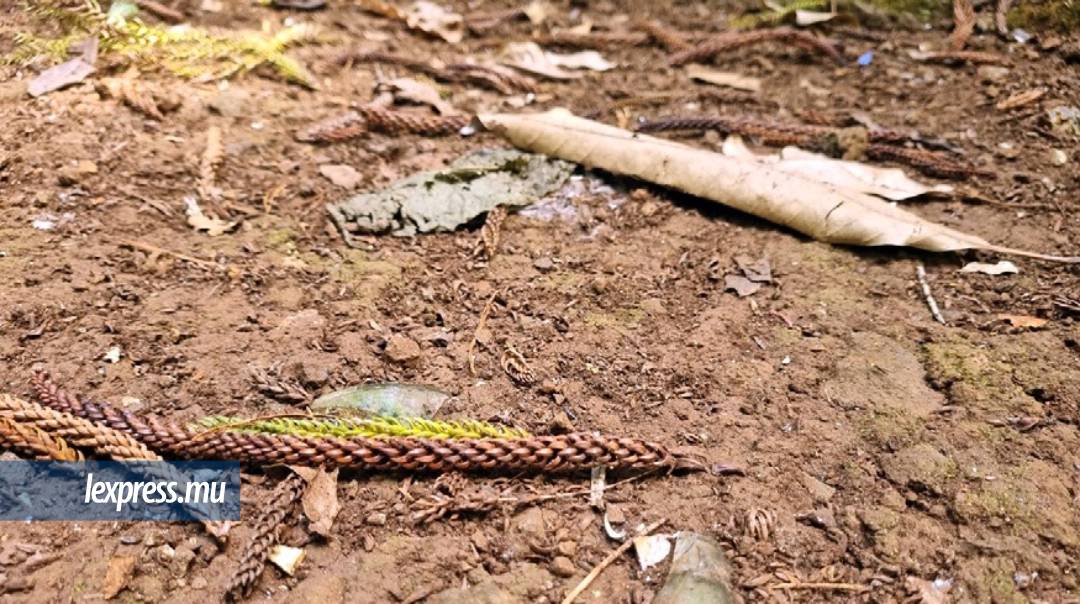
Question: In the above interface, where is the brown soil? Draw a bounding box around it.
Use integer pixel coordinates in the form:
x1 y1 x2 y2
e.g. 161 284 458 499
1 1 1079 603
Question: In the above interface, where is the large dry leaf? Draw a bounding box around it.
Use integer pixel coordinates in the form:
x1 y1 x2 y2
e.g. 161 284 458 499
404 1 464 43
721 136 953 201
477 109 1078 262
290 466 340 537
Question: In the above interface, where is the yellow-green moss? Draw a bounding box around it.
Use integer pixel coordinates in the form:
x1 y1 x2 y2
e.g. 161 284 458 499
856 407 924 450
1009 0 1080 32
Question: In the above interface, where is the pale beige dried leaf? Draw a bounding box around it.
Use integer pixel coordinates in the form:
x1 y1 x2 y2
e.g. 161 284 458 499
292 466 340 537
721 136 953 200
477 109 1079 262
184 197 237 236
405 1 464 44
268 545 305 576
356 0 404 19
686 64 761 92
500 42 614 80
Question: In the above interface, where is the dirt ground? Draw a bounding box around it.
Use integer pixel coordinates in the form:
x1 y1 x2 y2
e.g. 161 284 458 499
1 1 1079 602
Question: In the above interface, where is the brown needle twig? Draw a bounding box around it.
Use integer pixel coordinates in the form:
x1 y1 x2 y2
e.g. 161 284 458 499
467 292 499 376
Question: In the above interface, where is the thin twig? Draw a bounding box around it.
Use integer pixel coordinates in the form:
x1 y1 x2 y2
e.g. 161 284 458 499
136 0 184 23
916 262 946 325
118 239 218 270
467 292 499 376
560 518 667 604
769 581 870 592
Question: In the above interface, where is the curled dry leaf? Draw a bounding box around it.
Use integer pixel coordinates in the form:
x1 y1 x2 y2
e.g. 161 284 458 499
405 1 465 43
501 42 615 80
184 197 237 236
477 109 1078 262
997 314 1048 328
380 77 458 115
290 466 340 537
720 136 954 201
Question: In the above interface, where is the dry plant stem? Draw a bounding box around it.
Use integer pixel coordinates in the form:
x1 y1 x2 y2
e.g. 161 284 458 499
560 519 668 604
356 105 469 136
865 144 992 180
917 50 1009 65
632 19 690 51
949 0 976 50
533 31 649 49
136 0 184 23
198 126 223 202
339 50 535 93
769 581 870 592
225 473 305 602
467 292 499 376
31 374 691 473
670 27 840 66
995 0 1012 35
916 262 946 325
118 239 218 270
2 392 156 460
0 414 82 461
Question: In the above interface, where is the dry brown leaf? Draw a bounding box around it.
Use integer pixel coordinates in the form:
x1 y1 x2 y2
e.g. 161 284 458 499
101 555 136 600
381 77 458 115
405 1 464 43
291 466 340 537
184 197 238 236
477 109 1079 262
686 64 761 92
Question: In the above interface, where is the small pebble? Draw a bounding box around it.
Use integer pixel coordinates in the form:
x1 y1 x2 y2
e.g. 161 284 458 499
551 556 577 577
365 512 387 526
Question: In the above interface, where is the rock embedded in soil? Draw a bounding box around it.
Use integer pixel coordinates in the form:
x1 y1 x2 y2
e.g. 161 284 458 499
383 334 422 366
550 556 576 577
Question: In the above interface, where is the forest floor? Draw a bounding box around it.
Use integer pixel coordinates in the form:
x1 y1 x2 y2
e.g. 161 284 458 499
1 1 1078 602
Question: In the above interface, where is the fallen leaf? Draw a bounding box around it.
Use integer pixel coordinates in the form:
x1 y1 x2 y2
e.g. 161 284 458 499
184 197 238 236
381 77 457 115
721 136 953 201
795 9 836 26
404 1 464 44
101 555 136 600
686 65 761 92
327 148 573 237
477 109 1078 262
501 42 615 80
28 38 98 98
310 383 451 416
724 274 761 297
997 314 1048 328
960 260 1018 275
319 164 363 189
291 467 340 537
267 545 305 576
734 255 771 282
